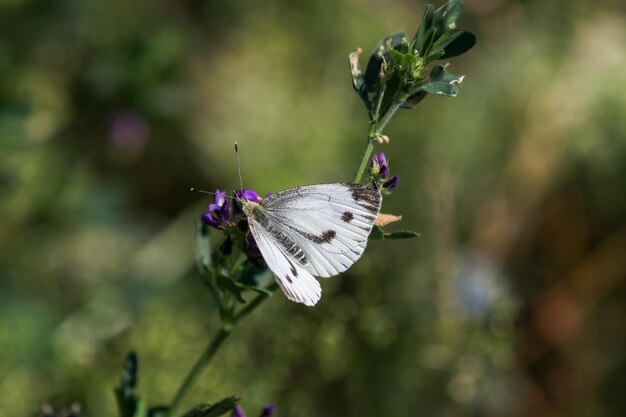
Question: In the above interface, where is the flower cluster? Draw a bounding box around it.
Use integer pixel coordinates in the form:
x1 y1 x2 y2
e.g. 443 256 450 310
201 188 266 264
201 190 233 229
371 152 399 193
201 189 260 229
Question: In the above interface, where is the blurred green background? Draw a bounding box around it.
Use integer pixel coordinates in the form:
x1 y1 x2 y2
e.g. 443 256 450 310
1 0 625 416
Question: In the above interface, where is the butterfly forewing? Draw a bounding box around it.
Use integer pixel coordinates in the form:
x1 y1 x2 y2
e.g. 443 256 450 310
260 183 382 278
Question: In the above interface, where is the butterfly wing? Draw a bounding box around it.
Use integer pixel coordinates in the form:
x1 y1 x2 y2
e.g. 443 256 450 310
248 217 322 306
260 183 381 277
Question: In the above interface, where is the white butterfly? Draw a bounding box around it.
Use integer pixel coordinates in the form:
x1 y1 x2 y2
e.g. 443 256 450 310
241 183 382 306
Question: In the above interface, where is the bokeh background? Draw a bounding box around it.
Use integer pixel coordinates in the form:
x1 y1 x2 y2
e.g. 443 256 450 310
1 0 625 416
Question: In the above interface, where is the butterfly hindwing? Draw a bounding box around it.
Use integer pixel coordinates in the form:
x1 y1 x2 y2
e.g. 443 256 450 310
248 217 322 306
260 183 382 278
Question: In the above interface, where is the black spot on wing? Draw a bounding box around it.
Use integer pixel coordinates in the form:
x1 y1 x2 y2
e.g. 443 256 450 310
285 275 292 283
303 230 336 244
347 184 381 214
341 211 354 222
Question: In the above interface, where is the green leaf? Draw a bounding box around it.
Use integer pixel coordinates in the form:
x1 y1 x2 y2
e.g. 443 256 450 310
369 225 385 241
388 49 404 67
401 53 418 70
431 29 464 54
378 71 402 117
414 1 475 61
436 0 465 33
426 49 446 62
115 352 140 417
217 276 246 303
422 81 459 96
384 230 421 239
440 31 476 59
419 27 438 58
414 4 435 51
237 283 274 296
430 64 446 81
364 32 407 92
195 222 212 270
181 397 240 417
429 64 463 84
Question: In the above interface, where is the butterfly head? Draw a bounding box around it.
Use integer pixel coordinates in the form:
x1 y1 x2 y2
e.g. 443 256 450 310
241 199 260 218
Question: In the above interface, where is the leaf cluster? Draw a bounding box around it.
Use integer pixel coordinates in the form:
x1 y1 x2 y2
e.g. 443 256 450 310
350 0 475 123
195 222 273 328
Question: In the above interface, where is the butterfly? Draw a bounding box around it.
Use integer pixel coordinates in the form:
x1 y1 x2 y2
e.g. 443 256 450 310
240 183 382 306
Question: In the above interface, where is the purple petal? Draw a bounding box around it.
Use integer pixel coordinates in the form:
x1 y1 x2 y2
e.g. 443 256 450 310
383 175 399 192
371 154 379 169
378 152 388 169
265 192 272 198
379 164 389 179
373 179 380 191
208 203 221 212
219 198 231 222
201 212 219 228
259 404 276 417
242 189 260 202
215 189 227 207
232 406 246 417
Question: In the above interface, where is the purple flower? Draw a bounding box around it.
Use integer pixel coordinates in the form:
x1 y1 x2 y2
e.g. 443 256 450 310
232 406 246 417
230 404 275 417
371 152 389 179
236 189 260 202
382 175 399 192
259 404 276 417
200 187 265 231
233 189 261 215
201 189 234 229
371 152 398 193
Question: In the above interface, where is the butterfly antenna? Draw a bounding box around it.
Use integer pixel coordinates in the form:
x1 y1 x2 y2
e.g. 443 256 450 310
190 188 216 196
190 188 237 199
234 142 244 193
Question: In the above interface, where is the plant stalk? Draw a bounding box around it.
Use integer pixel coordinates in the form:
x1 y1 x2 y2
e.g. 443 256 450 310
165 283 277 417
352 99 404 184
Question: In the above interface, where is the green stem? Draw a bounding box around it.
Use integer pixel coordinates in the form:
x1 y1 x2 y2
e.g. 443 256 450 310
377 99 403 133
164 283 277 417
352 138 376 184
235 282 278 322
165 327 231 417
352 98 404 184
